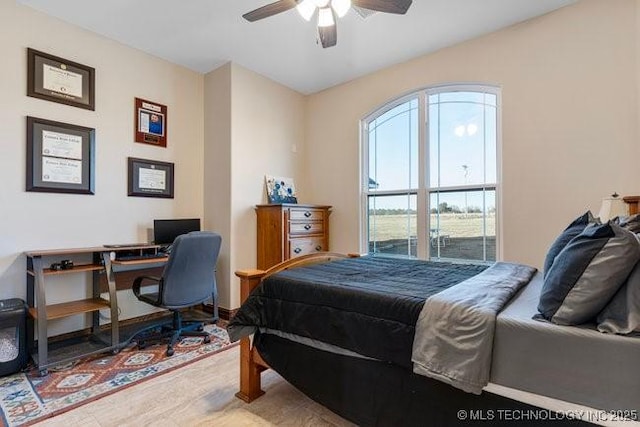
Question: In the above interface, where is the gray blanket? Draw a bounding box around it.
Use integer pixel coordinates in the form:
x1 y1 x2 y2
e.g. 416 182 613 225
411 262 537 394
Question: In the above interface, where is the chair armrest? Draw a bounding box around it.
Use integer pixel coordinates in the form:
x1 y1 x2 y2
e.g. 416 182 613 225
132 275 161 299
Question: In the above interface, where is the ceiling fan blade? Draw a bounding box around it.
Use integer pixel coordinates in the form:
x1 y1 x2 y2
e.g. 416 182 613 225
352 0 412 14
243 0 298 22
319 24 337 48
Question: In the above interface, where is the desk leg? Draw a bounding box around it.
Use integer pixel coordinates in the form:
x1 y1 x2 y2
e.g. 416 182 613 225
32 256 48 373
101 252 119 348
91 268 100 334
26 258 35 356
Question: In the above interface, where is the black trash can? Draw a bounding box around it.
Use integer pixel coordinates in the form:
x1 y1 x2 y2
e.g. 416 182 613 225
0 299 28 376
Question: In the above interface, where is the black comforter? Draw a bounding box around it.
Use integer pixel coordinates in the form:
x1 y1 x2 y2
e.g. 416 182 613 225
228 256 488 367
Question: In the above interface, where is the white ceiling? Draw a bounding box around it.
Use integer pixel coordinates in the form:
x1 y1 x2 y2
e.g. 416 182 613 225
18 0 576 94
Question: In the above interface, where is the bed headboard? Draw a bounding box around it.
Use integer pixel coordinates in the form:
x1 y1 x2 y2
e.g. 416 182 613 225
623 196 640 215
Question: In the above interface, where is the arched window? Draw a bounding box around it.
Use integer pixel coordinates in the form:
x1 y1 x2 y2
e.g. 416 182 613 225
362 84 500 262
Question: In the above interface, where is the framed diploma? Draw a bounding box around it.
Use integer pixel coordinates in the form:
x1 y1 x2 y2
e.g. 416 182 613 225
127 157 174 198
135 98 167 147
27 48 95 111
26 117 95 194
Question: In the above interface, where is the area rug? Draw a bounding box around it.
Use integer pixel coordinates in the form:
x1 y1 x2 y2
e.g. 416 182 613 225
0 323 235 427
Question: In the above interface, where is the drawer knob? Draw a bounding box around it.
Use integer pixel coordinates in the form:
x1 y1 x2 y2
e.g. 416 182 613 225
304 211 311 217
294 247 302 254
304 224 311 230
315 245 322 251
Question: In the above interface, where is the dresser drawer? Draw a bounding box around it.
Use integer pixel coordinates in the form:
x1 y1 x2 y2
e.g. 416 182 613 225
289 238 326 258
289 208 324 222
289 222 324 235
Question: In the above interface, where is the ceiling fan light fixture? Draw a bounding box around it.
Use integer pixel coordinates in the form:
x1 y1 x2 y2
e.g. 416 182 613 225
331 0 351 18
296 0 316 21
242 0 413 48
317 7 335 27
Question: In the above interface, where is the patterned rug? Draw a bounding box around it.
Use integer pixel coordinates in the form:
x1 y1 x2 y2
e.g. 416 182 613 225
0 323 235 426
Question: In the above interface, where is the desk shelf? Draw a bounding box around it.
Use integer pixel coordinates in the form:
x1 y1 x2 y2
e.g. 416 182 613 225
27 263 105 276
28 298 110 320
44 263 104 276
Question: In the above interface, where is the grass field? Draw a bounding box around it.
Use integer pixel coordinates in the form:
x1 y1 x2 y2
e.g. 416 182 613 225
369 213 496 242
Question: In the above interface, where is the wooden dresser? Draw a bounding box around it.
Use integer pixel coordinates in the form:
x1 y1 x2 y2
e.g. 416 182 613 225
256 204 331 270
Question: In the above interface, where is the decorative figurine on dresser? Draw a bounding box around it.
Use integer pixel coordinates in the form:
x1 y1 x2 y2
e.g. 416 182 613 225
255 204 331 270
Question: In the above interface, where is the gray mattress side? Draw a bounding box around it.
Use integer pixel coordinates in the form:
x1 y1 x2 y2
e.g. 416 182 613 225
492 272 640 413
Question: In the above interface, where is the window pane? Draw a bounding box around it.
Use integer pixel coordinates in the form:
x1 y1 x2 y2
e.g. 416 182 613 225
429 94 496 187
429 190 496 261
428 103 439 187
368 194 417 257
368 99 418 191
485 106 497 184
484 93 497 107
438 91 485 104
372 98 417 127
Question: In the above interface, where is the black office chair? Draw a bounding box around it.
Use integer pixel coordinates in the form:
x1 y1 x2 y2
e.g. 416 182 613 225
132 231 222 356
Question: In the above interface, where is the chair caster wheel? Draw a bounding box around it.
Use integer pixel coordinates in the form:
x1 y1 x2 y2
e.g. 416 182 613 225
39 369 48 377
112 349 120 355
166 347 174 357
203 335 211 344
197 325 204 331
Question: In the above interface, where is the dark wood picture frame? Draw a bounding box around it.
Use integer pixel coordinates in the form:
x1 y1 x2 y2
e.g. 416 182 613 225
127 157 174 198
27 48 95 111
134 98 167 147
27 117 95 195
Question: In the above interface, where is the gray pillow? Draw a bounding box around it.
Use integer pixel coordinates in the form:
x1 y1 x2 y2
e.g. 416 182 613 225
597 260 640 334
536 223 640 325
612 214 640 234
543 211 598 278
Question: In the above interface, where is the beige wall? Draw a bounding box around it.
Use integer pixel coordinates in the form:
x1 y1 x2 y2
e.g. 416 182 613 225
304 0 640 269
203 64 233 311
0 1 204 334
205 63 305 309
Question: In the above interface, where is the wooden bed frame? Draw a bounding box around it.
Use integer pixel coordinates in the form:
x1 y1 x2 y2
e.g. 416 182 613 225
234 252 356 403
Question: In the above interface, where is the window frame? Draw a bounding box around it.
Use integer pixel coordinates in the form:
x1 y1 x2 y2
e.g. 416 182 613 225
360 83 502 262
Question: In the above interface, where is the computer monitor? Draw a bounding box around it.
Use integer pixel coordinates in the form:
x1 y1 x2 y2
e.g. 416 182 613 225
153 218 201 245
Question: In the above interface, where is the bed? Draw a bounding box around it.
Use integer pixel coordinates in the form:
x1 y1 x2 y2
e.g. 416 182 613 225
228 253 640 426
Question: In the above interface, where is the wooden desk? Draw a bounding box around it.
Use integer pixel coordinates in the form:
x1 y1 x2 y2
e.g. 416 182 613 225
25 245 165 375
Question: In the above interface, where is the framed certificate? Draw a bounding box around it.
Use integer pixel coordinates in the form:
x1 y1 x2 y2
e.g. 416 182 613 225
27 48 95 111
135 98 168 147
27 117 95 194
128 157 174 198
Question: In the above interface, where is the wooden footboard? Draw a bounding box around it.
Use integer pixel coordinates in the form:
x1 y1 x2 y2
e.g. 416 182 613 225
234 252 353 402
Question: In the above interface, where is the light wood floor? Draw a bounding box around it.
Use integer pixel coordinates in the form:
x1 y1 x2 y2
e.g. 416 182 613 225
33 345 355 427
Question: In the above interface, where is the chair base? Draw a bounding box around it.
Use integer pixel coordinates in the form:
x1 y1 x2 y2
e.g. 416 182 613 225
134 310 213 356
164 326 211 356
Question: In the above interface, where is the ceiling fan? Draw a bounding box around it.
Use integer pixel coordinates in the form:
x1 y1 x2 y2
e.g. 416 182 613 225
243 0 413 48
